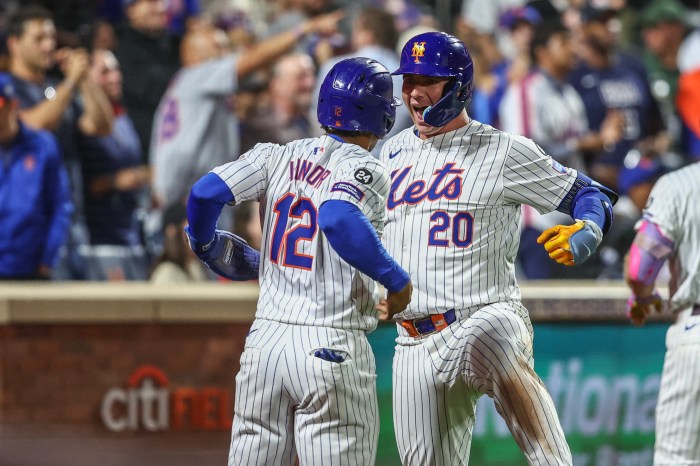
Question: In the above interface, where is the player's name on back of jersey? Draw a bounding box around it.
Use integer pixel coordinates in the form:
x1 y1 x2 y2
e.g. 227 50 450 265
289 158 331 189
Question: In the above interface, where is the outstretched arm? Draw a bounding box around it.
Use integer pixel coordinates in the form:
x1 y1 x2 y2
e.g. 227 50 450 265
236 10 344 79
539 173 617 266
318 199 412 319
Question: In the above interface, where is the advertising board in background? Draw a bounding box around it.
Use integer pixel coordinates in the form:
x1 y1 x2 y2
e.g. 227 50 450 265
369 323 666 466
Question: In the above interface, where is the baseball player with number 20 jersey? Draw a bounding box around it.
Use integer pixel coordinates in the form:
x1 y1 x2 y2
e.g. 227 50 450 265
185 57 412 466
380 32 618 465
625 162 700 465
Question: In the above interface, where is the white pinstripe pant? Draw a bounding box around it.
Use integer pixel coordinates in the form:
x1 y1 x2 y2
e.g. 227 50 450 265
654 306 700 466
393 302 572 466
229 319 379 466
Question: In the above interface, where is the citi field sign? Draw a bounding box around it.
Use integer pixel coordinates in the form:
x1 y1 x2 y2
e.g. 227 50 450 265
101 365 233 432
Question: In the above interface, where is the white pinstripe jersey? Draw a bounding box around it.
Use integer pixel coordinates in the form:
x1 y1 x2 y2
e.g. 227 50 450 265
641 161 700 312
380 121 578 320
213 135 390 331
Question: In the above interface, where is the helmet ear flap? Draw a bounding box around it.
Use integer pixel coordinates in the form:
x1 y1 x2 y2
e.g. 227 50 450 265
456 79 471 102
422 76 473 128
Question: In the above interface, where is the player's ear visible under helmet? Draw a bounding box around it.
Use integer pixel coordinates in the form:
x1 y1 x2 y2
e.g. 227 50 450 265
392 31 474 128
317 57 402 139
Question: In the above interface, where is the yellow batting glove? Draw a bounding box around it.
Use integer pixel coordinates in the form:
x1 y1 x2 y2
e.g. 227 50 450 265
537 220 602 266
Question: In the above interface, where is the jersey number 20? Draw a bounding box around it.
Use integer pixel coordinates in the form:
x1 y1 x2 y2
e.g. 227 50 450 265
429 211 474 247
270 193 317 270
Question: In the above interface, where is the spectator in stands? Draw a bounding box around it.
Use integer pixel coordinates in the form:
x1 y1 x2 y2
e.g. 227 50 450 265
30 0 99 50
114 0 181 163
6 4 114 279
91 19 117 51
618 147 665 212
460 0 527 38
501 20 624 174
499 6 542 84
499 20 623 279
213 7 257 51
639 0 689 157
240 53 316 153
78 49 150 281
0 72 73 280
310 6 411 156
266 0 336 59
572 4 650 84
149 202 207 283
676 1 700 160
6 6 113 144
569 20 662 191
455 24 509 128
150 11 343 212
164 0 201 37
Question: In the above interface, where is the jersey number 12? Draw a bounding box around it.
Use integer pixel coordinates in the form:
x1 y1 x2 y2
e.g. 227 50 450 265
270 193 317 270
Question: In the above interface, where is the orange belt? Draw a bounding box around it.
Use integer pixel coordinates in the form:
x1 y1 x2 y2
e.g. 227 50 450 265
400 309 456 337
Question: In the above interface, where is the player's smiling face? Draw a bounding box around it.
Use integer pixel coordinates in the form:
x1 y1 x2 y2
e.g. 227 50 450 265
402 74 450 137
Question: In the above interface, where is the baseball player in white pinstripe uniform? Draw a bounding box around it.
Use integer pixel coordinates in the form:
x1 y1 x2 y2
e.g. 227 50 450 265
625 161 700 465
380 32 618 465
184 58 412 466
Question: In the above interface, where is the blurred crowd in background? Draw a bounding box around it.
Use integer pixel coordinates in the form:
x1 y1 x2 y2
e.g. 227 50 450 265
0 0 698 283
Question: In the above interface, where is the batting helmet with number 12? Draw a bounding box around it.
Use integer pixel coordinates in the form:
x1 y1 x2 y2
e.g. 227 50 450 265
317 57 401 139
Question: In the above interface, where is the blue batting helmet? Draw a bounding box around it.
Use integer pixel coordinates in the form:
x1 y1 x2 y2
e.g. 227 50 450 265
393 32 474 127
317 57 401 139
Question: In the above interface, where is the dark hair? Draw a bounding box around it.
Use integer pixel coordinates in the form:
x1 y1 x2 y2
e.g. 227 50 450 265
529 20 568 64
6 5 53 38
355 7 399 51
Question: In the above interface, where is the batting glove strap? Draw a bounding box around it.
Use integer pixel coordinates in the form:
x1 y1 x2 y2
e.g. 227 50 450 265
569 219 603 265
184 226 215 258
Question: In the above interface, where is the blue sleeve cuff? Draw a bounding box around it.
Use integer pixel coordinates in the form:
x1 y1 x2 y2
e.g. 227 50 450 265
318 200 409 292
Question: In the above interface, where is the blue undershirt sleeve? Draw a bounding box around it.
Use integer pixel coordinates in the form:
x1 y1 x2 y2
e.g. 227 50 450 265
318 200 409 292
186 172 235 245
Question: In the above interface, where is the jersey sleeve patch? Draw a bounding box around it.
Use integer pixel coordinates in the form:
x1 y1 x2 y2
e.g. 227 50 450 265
354 168 374 185
331 182 364 202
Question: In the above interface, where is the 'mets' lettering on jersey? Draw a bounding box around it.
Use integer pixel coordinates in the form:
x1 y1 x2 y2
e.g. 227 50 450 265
389 163 464 208
289 158 332 188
